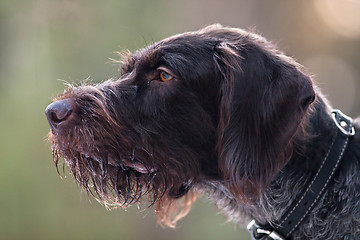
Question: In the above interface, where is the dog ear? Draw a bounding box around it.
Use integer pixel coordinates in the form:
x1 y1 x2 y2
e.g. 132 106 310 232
214 39 315 202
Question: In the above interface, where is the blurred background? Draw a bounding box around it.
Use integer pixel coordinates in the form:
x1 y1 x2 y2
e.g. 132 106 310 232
1 0 360 239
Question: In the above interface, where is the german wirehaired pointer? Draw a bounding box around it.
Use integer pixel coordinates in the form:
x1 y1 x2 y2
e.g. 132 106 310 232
45 25 360 239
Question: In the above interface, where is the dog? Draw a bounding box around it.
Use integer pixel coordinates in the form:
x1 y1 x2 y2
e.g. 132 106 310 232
45 24 360 239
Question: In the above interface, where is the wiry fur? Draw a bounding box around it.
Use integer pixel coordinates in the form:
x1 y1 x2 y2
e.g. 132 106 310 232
46 25 360 239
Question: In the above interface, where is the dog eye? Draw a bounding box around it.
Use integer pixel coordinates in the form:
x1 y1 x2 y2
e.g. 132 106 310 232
159 71 174 82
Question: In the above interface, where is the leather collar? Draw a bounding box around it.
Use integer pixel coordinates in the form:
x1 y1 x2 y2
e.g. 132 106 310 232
247 109 355 240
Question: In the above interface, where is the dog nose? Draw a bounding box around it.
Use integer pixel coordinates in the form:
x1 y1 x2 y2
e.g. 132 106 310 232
45 99 74 129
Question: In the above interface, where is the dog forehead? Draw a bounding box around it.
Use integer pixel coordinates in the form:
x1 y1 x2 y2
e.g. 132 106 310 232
133 26 259 67
123 26 261 81
140 35 219 71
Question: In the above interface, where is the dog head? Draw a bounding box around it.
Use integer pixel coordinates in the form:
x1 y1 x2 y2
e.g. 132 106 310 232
46 24 315 227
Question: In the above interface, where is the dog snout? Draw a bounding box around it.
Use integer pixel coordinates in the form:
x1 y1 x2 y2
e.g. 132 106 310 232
45 99 74 130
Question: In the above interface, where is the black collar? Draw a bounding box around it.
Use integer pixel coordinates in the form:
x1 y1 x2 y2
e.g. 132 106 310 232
247 109 355 240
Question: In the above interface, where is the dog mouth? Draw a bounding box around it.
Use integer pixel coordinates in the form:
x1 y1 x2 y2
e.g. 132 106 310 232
80 153 158 175
121 160 157 174
51 146 163 205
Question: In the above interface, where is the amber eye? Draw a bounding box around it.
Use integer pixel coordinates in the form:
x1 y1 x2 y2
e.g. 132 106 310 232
159 71 174 82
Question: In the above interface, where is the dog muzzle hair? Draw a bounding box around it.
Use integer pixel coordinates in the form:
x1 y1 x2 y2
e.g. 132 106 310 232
46 24 360 240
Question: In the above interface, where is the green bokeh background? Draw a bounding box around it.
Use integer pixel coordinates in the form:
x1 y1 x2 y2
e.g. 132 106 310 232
1 1 360 239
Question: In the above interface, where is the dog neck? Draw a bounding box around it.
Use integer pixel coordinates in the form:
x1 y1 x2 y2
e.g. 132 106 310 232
248 109 354 239
198 94 346 235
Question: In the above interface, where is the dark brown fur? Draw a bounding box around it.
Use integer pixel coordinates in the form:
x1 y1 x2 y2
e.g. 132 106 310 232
46 25 360 239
